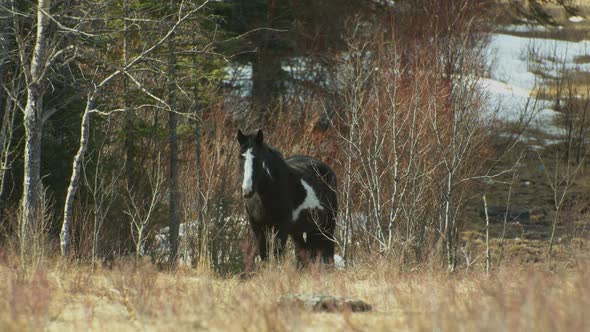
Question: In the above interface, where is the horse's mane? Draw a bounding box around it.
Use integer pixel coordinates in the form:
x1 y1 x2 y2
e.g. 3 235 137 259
263 143 290 176
265 144 285 161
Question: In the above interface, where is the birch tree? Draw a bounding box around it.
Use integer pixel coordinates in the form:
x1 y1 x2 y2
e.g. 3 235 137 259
16 0 57 246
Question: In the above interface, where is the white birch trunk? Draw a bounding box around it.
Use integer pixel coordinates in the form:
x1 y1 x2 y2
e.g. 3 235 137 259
60 93 94 256
20 0 51 243
21 95 43 242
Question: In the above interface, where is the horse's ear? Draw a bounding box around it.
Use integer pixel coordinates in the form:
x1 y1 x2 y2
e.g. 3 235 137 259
237 129 247 145
256 129 264 145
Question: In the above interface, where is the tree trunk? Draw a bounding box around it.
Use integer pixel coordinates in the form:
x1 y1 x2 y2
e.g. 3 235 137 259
0 12 10 139
483 194 490 275
123 0 136 185
168 1 180 266
21 92 44 237
251 50 282 118
0 96 14 205
192 54 204 266
20 0 51 246
60 94 94 256
443 169 455 272
168 108 179 266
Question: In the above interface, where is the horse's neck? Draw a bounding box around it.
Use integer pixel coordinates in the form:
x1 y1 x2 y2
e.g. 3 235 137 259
259 152 300 196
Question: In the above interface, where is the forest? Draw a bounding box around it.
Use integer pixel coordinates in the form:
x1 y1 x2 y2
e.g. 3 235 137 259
0 0 589 330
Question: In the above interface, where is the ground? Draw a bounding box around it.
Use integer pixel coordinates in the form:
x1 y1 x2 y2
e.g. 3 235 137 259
0 257 588 332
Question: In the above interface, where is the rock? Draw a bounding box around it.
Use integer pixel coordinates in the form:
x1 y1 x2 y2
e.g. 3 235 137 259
279 293 372 313
480 206 531 223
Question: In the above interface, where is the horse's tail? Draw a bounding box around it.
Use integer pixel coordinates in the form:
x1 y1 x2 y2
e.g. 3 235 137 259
312 162 337 194
324 166 338 222
315 163 338 217
323 166 337 194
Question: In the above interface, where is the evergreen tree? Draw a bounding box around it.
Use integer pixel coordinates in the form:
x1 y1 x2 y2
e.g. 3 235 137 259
211 0 365 119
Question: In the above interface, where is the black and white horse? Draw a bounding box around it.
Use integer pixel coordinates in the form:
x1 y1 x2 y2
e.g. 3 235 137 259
237 129 338 266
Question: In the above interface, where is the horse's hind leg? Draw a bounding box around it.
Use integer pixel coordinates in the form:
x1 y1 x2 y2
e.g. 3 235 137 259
310 230 335 265
312 240 334 265
272 228 289 259
320 239 335 264
292 236 311 269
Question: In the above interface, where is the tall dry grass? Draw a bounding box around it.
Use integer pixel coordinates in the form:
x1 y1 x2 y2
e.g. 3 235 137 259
0 251 588 331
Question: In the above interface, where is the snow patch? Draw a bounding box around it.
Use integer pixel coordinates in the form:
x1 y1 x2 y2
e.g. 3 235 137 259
482 32 590 137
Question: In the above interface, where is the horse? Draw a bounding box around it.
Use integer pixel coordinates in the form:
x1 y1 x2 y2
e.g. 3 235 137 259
236 129 338 267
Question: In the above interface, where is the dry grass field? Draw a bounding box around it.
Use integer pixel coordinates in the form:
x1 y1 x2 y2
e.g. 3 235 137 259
0 253 588 332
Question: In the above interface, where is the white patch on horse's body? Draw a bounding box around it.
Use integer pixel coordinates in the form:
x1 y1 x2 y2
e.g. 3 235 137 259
263 161 272 179
242 148 254 195
303 232 307 243
292 179 324 221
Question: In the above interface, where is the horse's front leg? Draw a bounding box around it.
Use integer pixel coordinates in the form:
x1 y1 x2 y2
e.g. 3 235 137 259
251 225 268 261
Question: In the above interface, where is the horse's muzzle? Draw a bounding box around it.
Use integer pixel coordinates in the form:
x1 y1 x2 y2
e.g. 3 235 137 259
243 189 254 198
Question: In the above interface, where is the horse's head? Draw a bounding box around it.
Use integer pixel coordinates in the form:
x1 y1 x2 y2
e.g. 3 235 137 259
237 129 266 198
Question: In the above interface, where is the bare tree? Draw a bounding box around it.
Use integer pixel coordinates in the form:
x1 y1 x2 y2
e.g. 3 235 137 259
60 91 95 256
0 68 21 206
126 155 165 261
538 148 584 261
333 29 367 263
16 0 54 246
59 0 209 256
82 124 122 267
330 22 433 265
0 0 20 206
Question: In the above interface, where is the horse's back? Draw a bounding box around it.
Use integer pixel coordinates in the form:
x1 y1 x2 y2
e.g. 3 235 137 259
286 155 337 190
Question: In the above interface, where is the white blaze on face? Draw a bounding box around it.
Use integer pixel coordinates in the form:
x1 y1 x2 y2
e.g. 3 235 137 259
242 148 255 196
292 179 324 221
